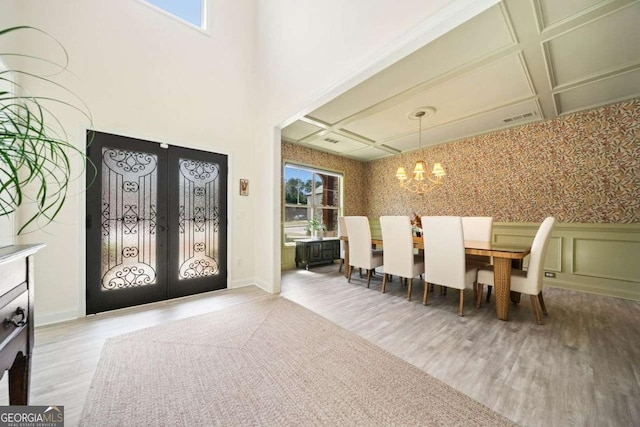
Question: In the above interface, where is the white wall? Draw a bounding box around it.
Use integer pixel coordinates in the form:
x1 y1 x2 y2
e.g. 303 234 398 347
252 0 499 292
0 0 500 323
0 58 15 247
0 0 256 324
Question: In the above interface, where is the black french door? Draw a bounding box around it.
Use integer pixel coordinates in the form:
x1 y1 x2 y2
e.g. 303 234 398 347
86 131 227 314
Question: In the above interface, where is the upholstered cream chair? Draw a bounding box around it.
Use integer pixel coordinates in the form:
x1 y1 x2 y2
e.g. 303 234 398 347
476 217 556 324
338 216 347 273
421 216 478 316
379 216 424 301
461 216 493 245
344 216 383 288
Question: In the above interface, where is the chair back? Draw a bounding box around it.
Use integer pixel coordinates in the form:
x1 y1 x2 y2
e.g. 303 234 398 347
461 216 493 243
344 216 373 269
380 216 415 278
522 217 556 294
421 216 466 290
338 216 347 258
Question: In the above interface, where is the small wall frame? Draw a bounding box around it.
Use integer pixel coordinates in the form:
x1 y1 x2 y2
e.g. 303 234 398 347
240 179 249 196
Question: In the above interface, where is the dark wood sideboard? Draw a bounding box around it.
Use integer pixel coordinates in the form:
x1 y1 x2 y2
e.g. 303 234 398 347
295 238 340 270
0 244 44 405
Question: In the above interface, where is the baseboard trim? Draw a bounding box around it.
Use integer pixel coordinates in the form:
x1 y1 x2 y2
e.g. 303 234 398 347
230 277 258 289
544 279 640 301
253 277 274 294
281 262 296 270
35 309 78 327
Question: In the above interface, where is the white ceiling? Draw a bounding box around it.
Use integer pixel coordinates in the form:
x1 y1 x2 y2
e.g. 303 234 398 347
281 0 640 162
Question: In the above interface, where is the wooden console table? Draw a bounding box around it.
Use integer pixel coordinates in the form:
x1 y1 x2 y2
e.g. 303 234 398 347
295 238 340 270
0 244 44 405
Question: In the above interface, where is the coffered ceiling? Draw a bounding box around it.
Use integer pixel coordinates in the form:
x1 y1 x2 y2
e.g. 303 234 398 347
281 0 640 161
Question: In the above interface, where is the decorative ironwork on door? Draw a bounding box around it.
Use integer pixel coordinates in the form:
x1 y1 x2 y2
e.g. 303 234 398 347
87 131 228 314
101 148 158 290
177 158 221 280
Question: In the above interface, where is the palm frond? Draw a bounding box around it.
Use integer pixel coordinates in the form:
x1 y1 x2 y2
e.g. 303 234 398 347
0 26 95 234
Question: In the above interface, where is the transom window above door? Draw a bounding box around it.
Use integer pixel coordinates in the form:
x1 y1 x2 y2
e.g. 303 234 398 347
139 0 207 29
283 163 342 245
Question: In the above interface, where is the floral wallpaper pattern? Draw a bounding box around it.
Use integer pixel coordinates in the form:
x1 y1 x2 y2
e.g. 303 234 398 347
366 99 640 223
282 99 639 224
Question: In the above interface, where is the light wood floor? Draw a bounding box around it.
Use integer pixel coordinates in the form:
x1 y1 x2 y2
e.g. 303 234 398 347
1 267 638 426
281 265 640 427
0 286 270 426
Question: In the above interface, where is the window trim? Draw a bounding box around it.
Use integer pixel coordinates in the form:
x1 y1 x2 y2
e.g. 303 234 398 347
136 0 210 34
282 162 344 247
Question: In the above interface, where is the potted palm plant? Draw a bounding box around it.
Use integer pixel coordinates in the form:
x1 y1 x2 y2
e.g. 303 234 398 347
0 26 92 235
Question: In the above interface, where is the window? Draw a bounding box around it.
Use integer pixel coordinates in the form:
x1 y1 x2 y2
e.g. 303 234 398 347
141 0 206 29
283 164 342 245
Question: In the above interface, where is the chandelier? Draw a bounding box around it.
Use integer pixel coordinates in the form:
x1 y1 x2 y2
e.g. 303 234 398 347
395 108 445 194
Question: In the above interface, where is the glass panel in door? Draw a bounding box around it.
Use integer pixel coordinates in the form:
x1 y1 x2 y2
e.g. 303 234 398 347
86 132 168 314
177 158 221 280
100 147 158 290
168 146 227 298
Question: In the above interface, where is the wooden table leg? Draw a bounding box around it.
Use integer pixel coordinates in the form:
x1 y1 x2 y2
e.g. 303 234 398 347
343 240 350 278
492 257 512 321
9 353 30 405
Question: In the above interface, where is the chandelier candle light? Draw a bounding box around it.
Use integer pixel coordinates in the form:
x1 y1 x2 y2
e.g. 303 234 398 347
395 108 445 194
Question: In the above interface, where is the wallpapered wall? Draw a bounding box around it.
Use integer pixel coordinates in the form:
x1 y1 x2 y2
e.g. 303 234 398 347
365 99 640 223
281 99 639 224
281 143 368 216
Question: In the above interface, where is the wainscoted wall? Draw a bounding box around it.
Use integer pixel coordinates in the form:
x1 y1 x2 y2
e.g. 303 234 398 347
365 99 639 223
281 142 367 269
281 100 640 299
492 222 640 301
367 219 640 301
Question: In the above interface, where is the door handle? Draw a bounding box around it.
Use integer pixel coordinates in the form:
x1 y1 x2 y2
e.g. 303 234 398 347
4 307 26 328
158 216 167 233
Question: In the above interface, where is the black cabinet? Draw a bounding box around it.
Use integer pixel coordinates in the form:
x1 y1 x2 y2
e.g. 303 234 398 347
295 238 340 270
0 244 45 405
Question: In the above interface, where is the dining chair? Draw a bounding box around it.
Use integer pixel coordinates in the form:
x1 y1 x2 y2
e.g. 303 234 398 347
421 216 478 316
344 216 383 288
379 216 424 301
461 216 493 246
476 217 556 324
338 216 347 273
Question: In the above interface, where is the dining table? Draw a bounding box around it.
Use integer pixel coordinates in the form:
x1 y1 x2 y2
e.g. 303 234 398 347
340 236 531 321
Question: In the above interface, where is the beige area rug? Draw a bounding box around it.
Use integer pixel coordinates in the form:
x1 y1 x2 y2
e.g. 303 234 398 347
80 296 515 426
